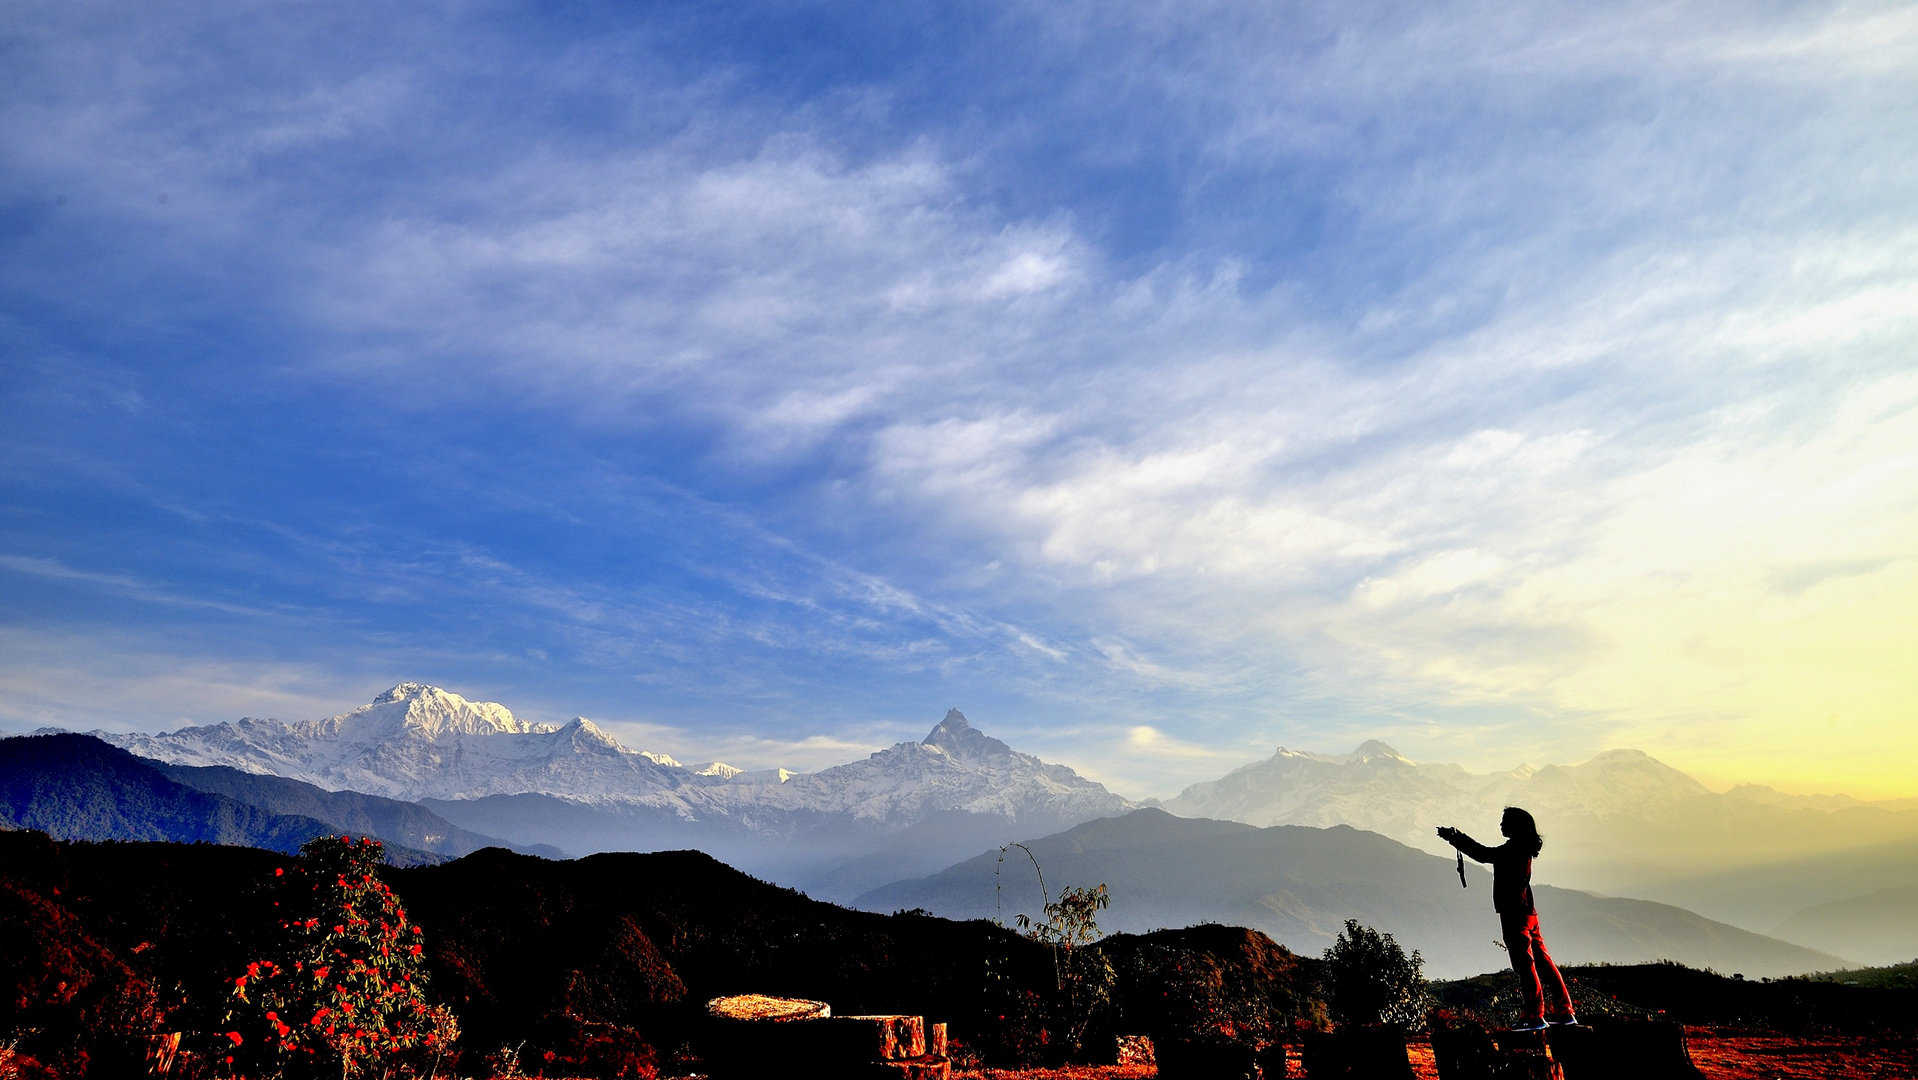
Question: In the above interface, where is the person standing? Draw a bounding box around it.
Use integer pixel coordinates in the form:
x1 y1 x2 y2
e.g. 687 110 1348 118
1438 807 1576 1031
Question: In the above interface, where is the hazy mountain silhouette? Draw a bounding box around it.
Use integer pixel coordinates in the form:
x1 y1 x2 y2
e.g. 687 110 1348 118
0 733 528 865
1162 740 1918 938
1771 887 1918 966
857 808 1849 979
154 760 562 859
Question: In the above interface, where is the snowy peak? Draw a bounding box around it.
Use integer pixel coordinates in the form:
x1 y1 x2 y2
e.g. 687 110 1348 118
562 717 627 751
372 682 434 705
922 708 1015 760
332 683 540 740
1349 740 1409 764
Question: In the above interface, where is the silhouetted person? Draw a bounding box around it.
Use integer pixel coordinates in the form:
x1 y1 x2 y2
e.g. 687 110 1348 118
1438 807 1576 1031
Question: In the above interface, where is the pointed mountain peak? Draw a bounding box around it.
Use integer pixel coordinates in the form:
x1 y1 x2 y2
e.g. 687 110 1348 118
374 681 437 703
923 708 1014 759
1350 740 1409 763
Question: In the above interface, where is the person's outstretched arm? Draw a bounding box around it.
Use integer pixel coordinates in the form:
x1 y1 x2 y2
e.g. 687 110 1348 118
1437 826 1499 863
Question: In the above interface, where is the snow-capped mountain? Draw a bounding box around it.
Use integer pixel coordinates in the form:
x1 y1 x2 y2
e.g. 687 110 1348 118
96 683 696 803
716 709 1135 825
1162 739 1712 859
94 686 1132 844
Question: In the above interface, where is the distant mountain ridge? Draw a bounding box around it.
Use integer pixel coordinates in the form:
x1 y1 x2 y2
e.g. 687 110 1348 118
62 684 1918 951
0 733 453 864
1159 738 1918 949
82 686 1134 895
858 808 1851 979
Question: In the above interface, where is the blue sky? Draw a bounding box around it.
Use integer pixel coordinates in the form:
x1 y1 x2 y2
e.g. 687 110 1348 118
3 1 1915 799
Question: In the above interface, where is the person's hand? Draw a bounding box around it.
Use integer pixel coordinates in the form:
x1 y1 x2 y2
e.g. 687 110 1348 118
1436 826 1457 843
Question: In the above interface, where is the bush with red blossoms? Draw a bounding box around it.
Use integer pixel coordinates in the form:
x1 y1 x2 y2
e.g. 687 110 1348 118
224 835 459 1079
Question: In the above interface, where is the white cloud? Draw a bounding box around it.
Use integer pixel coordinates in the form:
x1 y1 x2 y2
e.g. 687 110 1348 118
6 0 1916 795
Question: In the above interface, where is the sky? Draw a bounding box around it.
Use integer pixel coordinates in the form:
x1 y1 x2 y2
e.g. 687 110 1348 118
2 1 1914 801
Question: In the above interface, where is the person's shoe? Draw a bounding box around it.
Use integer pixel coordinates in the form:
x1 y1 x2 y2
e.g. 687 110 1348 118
1512 1019 1548 1032
1548 1014 1579 1027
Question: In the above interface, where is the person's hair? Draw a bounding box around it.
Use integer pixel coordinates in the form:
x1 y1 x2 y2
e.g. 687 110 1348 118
1503 806 1544 856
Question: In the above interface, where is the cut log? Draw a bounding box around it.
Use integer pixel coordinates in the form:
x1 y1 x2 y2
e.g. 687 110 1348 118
705 994 831 1022
1303 1024 1416 1080
927 1021 948 1058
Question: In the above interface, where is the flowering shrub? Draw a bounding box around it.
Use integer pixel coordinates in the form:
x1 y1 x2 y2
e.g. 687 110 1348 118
224 835 459 1079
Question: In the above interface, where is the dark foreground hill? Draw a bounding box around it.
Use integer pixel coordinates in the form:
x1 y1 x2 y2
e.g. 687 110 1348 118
155 759 561 859
0 831 1320 1077
0 732 547 864
859 808 1848 979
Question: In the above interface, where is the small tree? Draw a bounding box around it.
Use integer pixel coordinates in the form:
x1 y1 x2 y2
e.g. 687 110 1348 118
1320 920 1427 1029
988 844 1117 1062
225 835 458 1079
1015 883 1115 1060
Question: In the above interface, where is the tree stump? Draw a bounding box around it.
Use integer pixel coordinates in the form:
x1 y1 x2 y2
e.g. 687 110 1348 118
1157 1037 1261 1080
701 996 949 1079
1553 1020 1700 1080
1114 1034 1156 1067
1303 1024 1416 1080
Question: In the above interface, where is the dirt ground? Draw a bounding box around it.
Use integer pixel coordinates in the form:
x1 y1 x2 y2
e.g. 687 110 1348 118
949 1028 1918 1079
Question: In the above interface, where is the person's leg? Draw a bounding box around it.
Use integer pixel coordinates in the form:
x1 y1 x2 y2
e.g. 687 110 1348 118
1528 921 1575 1020
1502 912 1544 1023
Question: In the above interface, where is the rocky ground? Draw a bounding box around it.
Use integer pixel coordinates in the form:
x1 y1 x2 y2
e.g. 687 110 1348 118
943 1028 1918 1079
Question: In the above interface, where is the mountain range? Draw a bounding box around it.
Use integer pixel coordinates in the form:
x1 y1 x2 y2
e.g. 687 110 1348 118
858 808 1849 979
0 733 467 865
83 684 1133 898
22 680 1917 969
1161 739 1918 956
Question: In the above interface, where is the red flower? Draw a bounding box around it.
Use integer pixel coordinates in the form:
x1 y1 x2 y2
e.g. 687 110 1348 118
275 867 285 877
226 1031 243 1046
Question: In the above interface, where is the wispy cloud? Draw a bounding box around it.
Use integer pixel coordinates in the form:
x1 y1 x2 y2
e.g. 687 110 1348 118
2 0 1914 797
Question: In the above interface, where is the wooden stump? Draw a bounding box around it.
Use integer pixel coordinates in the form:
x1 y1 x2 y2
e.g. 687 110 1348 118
1439 1020 1697 1080
1303 1025 1416 1080
1551 1020 1700 1080
1538 1025 1601 1080
788 1015 927 1060
1158 1038 1261 1080
701 996 950 1079
1114 1034 1156 1067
